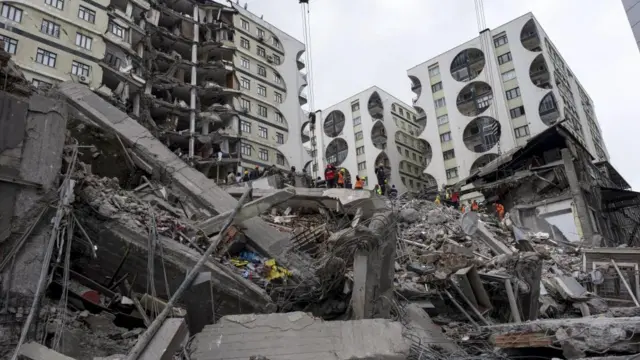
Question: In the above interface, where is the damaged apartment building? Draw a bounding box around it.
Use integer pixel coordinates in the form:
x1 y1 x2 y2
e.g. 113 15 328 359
0 0 310 181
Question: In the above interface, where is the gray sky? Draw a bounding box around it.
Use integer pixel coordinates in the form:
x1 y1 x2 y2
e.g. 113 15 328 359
243 0 640 189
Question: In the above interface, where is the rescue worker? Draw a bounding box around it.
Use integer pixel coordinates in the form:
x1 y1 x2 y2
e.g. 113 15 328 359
354 175 365 189
337 168 345 188
226 171 235 184
236 172 242 183
373 184 382 195
434 194 441 206
460 202 466 213
494 202 505 220
242 170 250 182
451 190 460 210
471 200 479 212
375 165 386 195
388 184 398 198
324 164 336 188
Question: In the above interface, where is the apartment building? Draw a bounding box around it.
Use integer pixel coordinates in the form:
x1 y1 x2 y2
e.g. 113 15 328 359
622 0 640 51
407 13 609 188
0 0 308 182
306 86 435 192
0 0 108 88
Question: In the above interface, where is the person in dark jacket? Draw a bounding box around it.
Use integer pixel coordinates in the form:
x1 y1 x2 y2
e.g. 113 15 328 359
388 184 398 198
375 165 386 195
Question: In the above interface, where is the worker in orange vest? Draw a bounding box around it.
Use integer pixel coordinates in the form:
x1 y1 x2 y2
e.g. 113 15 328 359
494 202 505 220
354 175 364 189
471 200 479 212
337 169 345 188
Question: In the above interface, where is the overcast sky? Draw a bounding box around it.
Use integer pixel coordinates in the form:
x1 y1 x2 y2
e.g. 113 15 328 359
243 0 640 189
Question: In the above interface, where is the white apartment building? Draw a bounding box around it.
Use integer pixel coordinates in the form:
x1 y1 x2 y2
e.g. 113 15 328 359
408 12 608 188
305 86 434 192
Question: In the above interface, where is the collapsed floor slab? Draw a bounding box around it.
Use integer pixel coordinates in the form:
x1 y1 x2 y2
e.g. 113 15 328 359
191 312 411 360
57 82 294 265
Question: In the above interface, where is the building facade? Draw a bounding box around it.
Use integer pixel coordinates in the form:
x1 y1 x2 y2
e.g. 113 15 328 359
0 0 308 182
623 0 640 51
306 86 435 192
407 13 608 189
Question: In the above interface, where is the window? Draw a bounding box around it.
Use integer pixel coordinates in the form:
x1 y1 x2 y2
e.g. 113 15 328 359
273 55 281 65
257 46 266 57
241 57 250 69
276 153 285 165
1 4 22 22
276 132 284 144
272 37 281 48
257 28 265 38
405 149 410 157
241 143 251 156
105 52 122 69
257 85 267 97
41 20 61 38
71 61 90 76
241 98 251 111
259 148 268 161
501 69 516 82
497 52 512 65
494 34 508 47
514 125 530 138
32 79 52 89
241 120 251 133
356 146 365 155
397 146 402 153
78 5 95 23
358 161 366 170
241 37 250 49
240 77 250 90
258 126 267 138
353 116 361 126
437 114 449 125
509 106 525 119
505 87 521 100
35 48 57 68
434 97 446 108
392 104 396 111
431 82 443 93
443 149 455 160
275 112 284 123
45 0 64 10
446 167 458 179
274 73 282 84
75 33 93 50
399 108 404 116
257 65 266 77
440 132 452 142
258 105 267 117
274 92 282 103
412 153 417 161
409 179 414 187
351 101 360 112
428 65 440 77
109 21 125 39
0 35 17 54
241 19 249 30
355 131 363 140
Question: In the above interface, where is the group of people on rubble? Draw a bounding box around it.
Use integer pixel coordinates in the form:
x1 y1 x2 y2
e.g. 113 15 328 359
320 163 398 197
435 186 505 220
225 164 307 185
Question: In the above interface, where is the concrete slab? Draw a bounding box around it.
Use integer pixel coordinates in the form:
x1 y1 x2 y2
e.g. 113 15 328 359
18 342 77 360
138 318 188 360
191 312 410 360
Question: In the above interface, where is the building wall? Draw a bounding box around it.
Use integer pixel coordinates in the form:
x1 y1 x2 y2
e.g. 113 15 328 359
231 4 309 171
623 0 640 51
311 86 431 193
0 0 109 87
407 12 608 188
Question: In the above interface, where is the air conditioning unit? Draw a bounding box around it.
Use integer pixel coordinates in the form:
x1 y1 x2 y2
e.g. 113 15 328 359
266 56 273 63
78 75 90 85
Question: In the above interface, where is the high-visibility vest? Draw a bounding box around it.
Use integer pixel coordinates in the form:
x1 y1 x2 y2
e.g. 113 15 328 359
376 187 382 195
354 180 364 189
471 203 479 211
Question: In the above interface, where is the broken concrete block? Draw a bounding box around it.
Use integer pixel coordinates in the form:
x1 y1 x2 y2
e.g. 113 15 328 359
138 318 188 360
399 208 420 223
18 342 77 360
192 312 411 360
184 272 214 335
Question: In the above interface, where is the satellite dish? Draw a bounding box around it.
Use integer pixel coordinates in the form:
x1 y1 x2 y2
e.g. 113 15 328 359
460 211 479 235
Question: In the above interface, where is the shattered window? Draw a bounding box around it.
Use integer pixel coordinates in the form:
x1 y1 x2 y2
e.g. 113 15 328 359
258 126 267 138
78 5 95 23
259 148 268 161
241 121 251 133
276 133 284 144
240 37 250 49
32 79 52 90
1 4 22 22
71 60 90 77
241 57 250 69
274 92 282 104
258 85 267 97
241 143 251 156
258 105 267 117
257 46 266 57
240 77 250 90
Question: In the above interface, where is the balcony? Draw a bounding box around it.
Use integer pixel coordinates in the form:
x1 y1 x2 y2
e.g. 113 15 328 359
450 48 485 82
520 19 542 52
456 82 493 117
371 121 387 150
299 90 308 105
530 55 552 89
368 91 384 120
462 117 500 153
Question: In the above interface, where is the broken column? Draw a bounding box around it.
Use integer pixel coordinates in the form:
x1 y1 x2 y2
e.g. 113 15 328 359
184 272 214 335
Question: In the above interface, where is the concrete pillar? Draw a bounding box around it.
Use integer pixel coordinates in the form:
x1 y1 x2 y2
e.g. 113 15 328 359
184 272 214 335
562 148 595 243
369 211 396 318
132 93 140 117
352 251 377 320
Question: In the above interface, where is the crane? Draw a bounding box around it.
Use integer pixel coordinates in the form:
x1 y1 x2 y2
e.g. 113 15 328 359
299 0 320 179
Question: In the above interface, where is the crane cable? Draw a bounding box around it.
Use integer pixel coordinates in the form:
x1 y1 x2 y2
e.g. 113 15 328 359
299 0 318 177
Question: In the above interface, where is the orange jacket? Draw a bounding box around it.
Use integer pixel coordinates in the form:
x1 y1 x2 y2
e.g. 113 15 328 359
471 202 479 211
354 179 364 189
337 172 344 184
495 204 504 213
